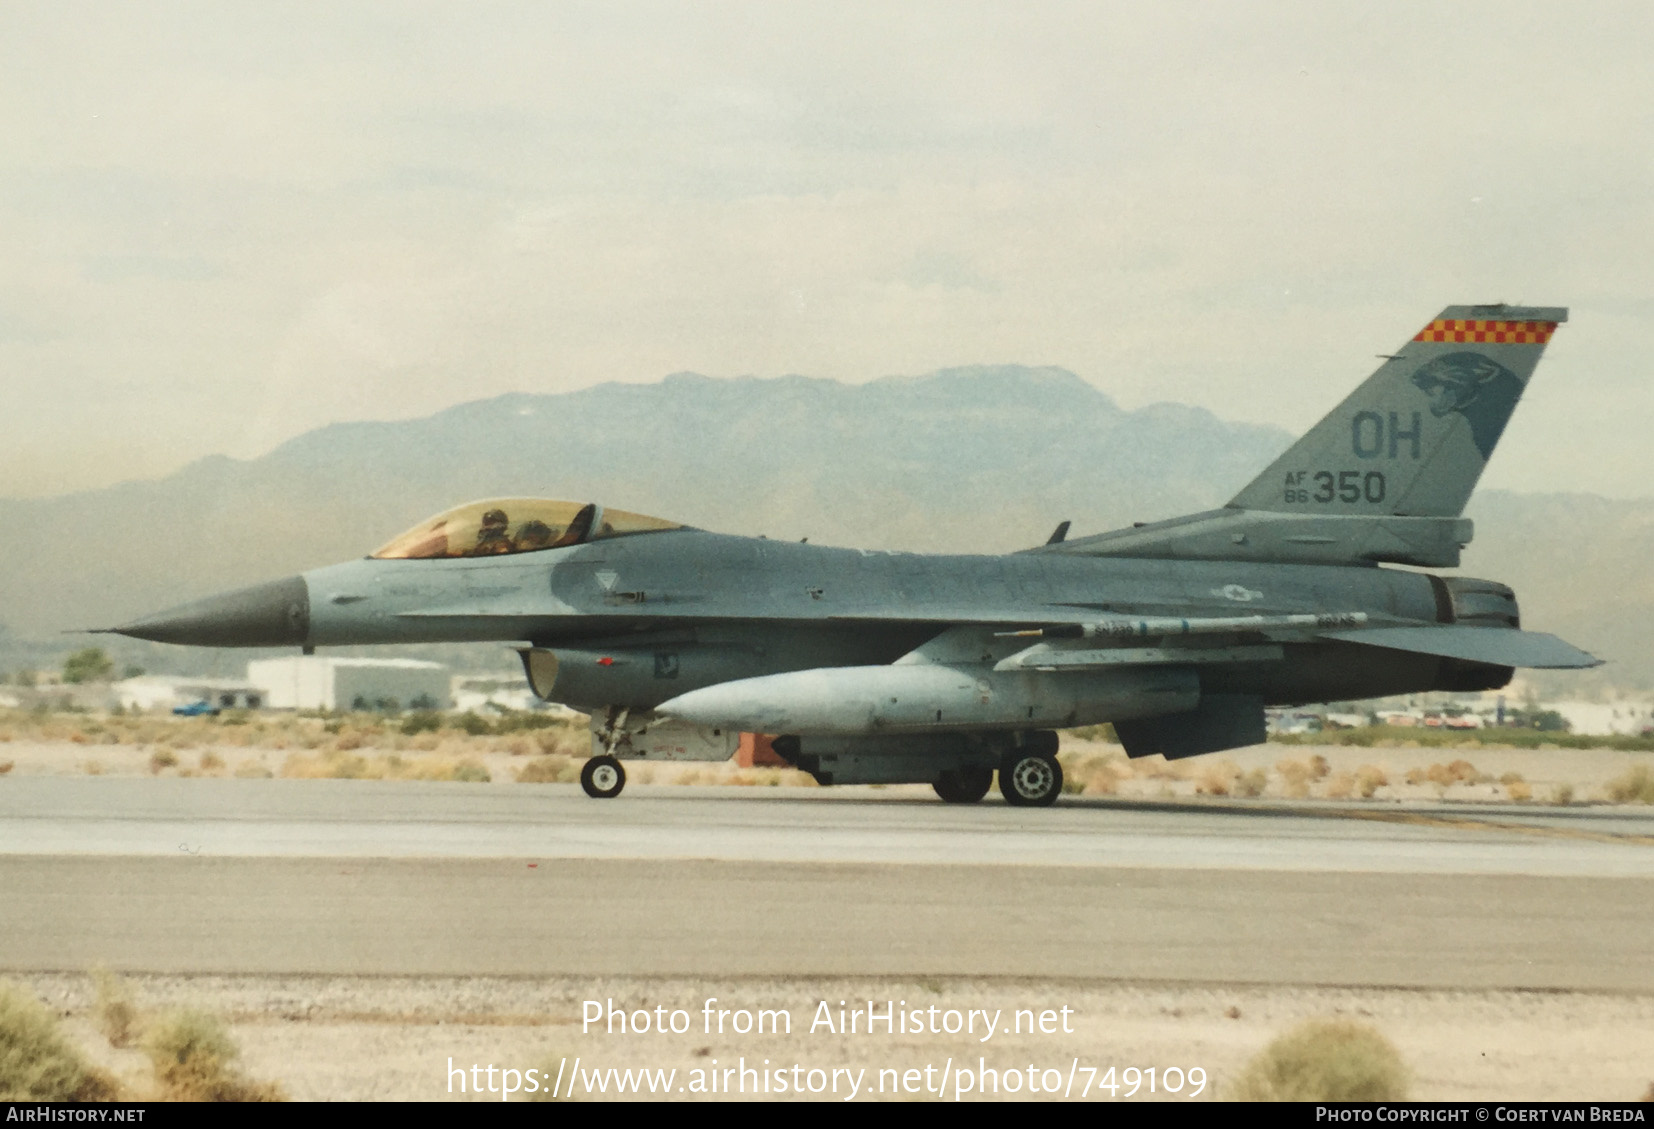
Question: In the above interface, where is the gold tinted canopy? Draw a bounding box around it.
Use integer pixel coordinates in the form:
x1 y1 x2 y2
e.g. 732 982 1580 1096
371 499 682 560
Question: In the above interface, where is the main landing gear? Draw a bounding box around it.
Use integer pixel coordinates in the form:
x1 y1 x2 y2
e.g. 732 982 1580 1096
998 749 1063 807
581 755 626 799
932 767 994 804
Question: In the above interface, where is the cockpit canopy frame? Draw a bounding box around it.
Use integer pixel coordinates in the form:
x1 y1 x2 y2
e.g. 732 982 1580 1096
371 499 683 560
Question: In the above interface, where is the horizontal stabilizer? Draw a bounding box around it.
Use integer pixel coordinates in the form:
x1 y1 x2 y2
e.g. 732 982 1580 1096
1320 625 1600 669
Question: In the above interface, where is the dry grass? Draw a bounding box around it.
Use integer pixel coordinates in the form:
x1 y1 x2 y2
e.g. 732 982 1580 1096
0 706 593 757
0 980 119 1101
279 750 491 783
1228 1018 1408 1102
515 756 581 784
1404 760 1491 790
142 1009 285 1102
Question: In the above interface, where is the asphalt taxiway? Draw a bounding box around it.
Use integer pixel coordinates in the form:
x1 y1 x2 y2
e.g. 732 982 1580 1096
2 778 1651 989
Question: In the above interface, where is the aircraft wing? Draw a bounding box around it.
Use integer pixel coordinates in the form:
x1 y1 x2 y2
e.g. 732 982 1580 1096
1317 625 1601 669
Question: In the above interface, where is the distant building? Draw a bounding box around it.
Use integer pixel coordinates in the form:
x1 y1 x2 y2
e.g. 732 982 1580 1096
247 657 450 712
1547 700 1654 737
115 675 264 713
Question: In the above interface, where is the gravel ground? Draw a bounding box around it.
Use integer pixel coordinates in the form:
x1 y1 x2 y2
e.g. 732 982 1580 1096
13 972 1654 1102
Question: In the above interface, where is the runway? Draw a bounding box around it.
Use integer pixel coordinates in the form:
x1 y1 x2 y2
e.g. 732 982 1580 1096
3 778 1652 989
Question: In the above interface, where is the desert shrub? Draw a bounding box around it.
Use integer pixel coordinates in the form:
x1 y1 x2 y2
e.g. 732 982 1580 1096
1229 1018 1407 1102
1276 759 1314 798
0 761 12 776
399 710 443 736
149 749 178 774
0 981 119 1100
1234 767 1268 798
451 761 491 783
1355 765 1387 799
1195 761 1239 796
1506 780 1533 802
198 751 224 774
142 1009 284 1102
1451 759 1489 783
1323 772 1354 800
456 712 493 736
1605 764 1654 804
91 967 139 1049
1550 783 1575 805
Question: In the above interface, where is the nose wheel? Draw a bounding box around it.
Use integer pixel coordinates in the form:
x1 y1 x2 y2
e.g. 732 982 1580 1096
581 755 626 799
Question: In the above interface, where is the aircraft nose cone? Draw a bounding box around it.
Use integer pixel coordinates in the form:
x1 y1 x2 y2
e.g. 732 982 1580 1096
112 575 311 647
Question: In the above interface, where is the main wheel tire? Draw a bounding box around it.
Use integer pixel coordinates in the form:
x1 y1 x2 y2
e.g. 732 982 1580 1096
933 767 993 804
581 755 626 799
998 751 1063 807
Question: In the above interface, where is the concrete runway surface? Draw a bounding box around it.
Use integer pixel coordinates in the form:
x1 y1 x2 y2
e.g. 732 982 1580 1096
2 778 1651 989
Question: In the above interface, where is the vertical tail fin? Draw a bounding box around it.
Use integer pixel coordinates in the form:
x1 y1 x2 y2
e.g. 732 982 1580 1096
1227 304 1567 518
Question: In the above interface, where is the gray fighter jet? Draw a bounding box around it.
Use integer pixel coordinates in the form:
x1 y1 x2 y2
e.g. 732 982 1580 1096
111 304 1599 805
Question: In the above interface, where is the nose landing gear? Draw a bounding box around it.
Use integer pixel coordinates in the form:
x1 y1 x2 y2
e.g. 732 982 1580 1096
581 755 626 799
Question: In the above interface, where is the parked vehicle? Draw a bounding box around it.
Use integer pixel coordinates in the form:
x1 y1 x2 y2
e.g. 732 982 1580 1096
172 699 220 717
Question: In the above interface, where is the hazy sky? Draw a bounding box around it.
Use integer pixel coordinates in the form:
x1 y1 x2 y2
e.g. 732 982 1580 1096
3 2 1650 499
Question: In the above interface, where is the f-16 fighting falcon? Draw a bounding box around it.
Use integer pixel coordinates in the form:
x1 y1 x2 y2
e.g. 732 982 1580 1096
110 304 1599 805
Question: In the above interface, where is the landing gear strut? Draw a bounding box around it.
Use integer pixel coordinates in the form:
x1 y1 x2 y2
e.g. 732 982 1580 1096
581 755 626 799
